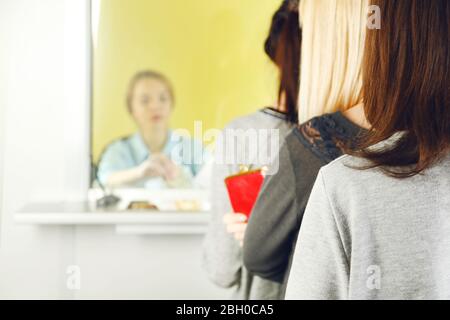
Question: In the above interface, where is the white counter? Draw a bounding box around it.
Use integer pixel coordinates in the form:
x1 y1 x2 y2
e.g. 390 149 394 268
15 201 211 235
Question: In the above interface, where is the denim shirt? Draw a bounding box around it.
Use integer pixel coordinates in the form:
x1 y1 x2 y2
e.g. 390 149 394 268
97 131 208 189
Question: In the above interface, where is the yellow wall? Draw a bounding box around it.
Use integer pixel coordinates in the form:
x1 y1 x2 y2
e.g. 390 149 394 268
93 0 280 161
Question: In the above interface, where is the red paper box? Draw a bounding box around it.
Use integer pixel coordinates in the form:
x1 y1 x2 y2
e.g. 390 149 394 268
224 169 265 219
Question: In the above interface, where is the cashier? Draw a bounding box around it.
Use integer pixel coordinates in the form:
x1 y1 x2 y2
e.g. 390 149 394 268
97 70 208 189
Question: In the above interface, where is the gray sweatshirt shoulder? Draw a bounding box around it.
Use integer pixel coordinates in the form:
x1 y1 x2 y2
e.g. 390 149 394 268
287 153 450 300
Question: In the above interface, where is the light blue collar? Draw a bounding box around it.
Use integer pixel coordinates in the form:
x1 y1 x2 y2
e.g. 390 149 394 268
130 131 174 163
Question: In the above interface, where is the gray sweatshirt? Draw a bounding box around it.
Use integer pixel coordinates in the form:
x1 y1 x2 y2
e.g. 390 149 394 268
202 108 293 300
243 112 363 295
285 153 450 300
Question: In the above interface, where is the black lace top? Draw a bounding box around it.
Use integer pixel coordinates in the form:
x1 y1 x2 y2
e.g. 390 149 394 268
295 111 364 163
243 111 365 294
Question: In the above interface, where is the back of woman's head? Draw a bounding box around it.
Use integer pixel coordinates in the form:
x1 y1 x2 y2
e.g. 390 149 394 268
298 0 368 123
360 0 450 177
265 0 301 123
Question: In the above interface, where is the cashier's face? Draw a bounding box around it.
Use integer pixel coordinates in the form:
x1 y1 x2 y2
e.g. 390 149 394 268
130 78 173 131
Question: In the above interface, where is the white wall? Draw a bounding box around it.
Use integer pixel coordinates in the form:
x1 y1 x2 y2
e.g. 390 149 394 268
0 0 230 299
0 0 7 237
0 0 71 299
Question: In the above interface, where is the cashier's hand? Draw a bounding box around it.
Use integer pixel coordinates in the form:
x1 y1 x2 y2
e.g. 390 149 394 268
224 213 248 247
138 154 179 181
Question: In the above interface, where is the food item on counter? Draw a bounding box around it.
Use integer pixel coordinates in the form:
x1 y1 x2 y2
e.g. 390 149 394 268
175 199 201 212
127 201 159 211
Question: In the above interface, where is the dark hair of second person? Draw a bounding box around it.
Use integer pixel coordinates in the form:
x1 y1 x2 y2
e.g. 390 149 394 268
264 0 301 123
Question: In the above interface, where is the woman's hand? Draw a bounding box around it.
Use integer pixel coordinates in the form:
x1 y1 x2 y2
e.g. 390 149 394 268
223 213 248 247
106 154 181 188
138 154 179 181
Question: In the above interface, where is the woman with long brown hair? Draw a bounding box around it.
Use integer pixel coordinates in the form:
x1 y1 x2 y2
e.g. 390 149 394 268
286 0 450 299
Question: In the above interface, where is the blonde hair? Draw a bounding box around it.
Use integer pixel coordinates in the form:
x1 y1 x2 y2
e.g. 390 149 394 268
298 0 368 123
